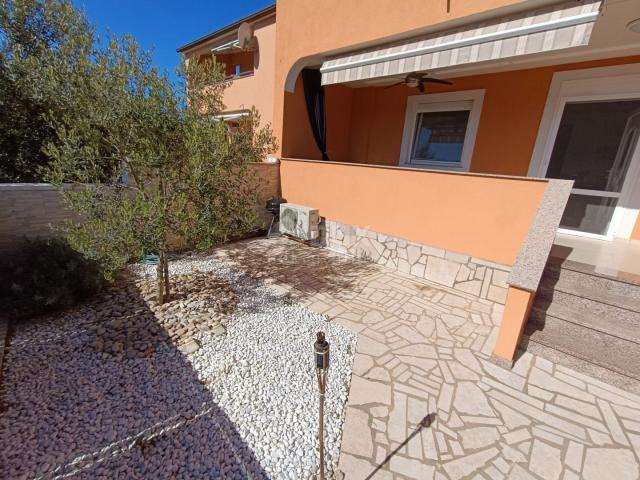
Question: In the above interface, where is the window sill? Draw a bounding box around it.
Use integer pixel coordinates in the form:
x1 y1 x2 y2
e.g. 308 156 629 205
399 161 467 172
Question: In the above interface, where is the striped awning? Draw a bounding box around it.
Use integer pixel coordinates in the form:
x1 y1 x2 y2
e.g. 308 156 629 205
320 0 601 85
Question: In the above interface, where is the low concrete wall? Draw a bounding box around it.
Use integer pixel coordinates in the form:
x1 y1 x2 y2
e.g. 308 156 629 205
252 161 281 230
252 161 281 202
0 183 72 251
0 162 281 251
280 158 548 266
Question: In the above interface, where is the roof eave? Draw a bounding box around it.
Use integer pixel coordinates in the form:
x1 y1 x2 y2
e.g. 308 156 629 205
176 3 276 54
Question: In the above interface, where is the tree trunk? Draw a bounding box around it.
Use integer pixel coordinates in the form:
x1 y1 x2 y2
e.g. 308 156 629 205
156 253 164 304
163 250 170 301
157 175 170 304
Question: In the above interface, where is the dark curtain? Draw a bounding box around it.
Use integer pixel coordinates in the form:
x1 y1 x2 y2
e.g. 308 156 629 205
301 68 329 160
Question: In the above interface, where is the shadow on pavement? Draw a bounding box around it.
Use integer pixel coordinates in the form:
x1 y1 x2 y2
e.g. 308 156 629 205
214 236 379 301
365 413 435 480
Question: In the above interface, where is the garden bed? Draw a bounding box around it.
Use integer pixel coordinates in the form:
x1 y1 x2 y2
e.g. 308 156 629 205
0 253 355 479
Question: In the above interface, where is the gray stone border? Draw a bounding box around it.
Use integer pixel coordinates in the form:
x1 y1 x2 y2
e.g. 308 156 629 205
323 220 511 304
507 179 574 292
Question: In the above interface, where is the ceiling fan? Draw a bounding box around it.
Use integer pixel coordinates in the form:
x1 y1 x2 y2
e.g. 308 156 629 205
385 72 453 93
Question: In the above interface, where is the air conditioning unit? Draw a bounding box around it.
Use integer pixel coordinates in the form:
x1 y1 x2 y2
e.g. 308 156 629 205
279 203 319 240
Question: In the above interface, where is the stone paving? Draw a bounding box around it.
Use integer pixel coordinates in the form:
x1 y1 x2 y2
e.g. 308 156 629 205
216 237 640 480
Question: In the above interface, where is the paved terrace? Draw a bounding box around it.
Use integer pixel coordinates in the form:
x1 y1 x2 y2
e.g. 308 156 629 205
215 237 640 480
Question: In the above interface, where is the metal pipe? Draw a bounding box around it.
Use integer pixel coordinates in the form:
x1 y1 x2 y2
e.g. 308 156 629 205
314 332 330 480
317 369 326 480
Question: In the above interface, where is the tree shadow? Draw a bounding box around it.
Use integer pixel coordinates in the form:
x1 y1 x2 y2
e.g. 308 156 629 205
0 275 269 479
212 236 381 301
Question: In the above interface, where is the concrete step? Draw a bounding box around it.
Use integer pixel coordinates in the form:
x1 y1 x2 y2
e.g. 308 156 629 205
531 291 640 343
520 341 640 396
547 254 640 286
525 314 640 381
522 336 640 395
539 263 640 312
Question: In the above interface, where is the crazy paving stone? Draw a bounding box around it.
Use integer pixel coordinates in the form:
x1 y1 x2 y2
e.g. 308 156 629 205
442 447 500 480
341 408 374 458
529 439 562 480
453 381 495 416
348 376 392 406
582 448 638 480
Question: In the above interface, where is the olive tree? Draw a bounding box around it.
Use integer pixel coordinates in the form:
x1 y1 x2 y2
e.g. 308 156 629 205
43 14 275 303
0 0 95 181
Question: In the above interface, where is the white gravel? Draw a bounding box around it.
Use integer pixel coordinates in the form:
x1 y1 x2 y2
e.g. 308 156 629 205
0 253 356 479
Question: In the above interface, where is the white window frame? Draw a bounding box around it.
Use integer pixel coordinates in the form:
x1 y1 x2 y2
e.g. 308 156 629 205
399 89 485 171
529 64 640 240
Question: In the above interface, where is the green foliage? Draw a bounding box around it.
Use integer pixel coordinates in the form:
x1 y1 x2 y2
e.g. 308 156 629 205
62 185 164 278
0 0 95 181
0 237 104 319
45 49 276 278
2 0 277 301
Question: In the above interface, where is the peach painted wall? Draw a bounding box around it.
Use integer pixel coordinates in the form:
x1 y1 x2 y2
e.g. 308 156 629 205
273 0 535 154
632 217 640 241
219 17 277 128
281 75 322 160
280 159 547 265
494 286 535 360
325 85 354 163
322 56 640 176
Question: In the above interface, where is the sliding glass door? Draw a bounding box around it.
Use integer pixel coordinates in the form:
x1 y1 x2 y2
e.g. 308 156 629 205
545 100 640 237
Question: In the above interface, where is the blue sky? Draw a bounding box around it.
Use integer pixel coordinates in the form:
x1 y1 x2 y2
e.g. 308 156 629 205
72 0 272 82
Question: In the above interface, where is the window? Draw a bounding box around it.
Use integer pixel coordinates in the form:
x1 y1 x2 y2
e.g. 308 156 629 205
411 109 470 164
212 111 251 142
400 90 484 171
216 51 255 79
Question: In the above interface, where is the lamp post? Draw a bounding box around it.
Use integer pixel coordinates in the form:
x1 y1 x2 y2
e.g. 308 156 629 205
314 331 330 480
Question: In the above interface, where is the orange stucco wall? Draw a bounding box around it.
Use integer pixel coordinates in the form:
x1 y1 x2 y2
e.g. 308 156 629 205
273 0 536 150
219 17 277 128
632 217 640 241
285 56 640 176
280 159 547 265
494 286 536 361
281 75 321 160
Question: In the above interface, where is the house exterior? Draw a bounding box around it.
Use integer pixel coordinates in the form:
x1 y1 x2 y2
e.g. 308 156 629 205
178 4 277 130
178 1 640 372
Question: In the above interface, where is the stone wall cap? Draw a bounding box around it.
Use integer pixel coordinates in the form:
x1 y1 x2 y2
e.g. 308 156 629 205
508 179 574 292
0 183 73 191
280 158 550 183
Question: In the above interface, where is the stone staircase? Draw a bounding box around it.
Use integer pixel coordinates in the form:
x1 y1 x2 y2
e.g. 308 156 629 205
524 259 640 382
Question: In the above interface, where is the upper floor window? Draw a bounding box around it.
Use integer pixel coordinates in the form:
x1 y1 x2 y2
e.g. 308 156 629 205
197 48 255 81
218 50 255 79
213 110 251 141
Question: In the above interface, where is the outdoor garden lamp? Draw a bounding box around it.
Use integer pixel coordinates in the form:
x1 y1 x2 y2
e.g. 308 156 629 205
315 331 330 370
314 331 330 480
